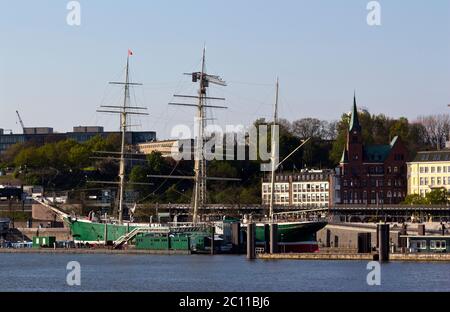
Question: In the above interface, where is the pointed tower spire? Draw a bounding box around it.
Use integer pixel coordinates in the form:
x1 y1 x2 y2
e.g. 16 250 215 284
349 91 361 132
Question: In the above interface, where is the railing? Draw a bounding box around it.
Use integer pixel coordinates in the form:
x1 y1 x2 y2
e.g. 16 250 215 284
113 227 170 249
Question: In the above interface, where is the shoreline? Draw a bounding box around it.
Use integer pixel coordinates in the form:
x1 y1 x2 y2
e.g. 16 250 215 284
258 253 450 262
0 248 191 255
1 248 450 262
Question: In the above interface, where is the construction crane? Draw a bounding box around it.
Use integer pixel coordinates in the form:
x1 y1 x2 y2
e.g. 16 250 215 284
16 110 25 133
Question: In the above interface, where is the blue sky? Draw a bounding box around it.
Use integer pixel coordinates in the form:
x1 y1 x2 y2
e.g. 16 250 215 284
0 0 449 138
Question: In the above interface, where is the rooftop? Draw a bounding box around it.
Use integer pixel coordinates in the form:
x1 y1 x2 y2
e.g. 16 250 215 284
412 150 450 163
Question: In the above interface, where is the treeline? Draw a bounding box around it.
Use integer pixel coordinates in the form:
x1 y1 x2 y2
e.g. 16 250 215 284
1 111 449 205
0 134 122 189
272 112 447 167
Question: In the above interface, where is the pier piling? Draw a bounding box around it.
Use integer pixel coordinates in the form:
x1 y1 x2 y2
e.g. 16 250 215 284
210 226 215 255
418 224 426 236
231 222 241 254
378 224 390 262
264 224 270 253
246 223 256 260
270 224 278 254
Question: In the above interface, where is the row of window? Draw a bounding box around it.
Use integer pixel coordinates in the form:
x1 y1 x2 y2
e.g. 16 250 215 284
262 194 329 202
262 183 330 193
412 240 447 250
418 177 450 186
342 191 406 201
418 166 450 174
274 175 331 182
343 179 403 187
293 193 329 202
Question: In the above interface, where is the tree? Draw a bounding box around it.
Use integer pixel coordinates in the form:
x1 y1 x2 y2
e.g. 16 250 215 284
292 118 324 139
403 194 428 205
426 188 448 205
416 115 450 150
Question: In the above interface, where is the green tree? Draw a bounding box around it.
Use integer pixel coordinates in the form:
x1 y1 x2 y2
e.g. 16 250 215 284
403 194 428 205
426 188 448 205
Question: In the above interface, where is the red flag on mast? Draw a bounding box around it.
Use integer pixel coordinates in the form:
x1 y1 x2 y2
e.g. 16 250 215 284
128 49 133 56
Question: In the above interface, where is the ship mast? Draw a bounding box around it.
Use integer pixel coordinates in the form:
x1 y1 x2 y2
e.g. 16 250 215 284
167 47 228 224
269 78 279 221
193 47 207 224
267 79 312 222
96 50 148 224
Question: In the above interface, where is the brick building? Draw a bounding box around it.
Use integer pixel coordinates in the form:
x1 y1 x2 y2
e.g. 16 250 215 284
339 96 408 205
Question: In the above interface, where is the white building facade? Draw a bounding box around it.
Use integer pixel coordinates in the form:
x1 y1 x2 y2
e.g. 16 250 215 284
262 169 341 209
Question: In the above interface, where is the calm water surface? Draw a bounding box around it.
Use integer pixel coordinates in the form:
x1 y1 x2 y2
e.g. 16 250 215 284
0 254 449 292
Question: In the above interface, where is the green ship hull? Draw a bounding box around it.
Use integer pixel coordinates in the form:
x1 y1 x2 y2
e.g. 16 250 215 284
253 221 328 253
66 217 138 244
66 216 327 253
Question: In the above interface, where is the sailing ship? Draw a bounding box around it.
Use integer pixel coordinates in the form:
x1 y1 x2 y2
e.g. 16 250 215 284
242 78 327 253
43 49 326 253
43 49 227 249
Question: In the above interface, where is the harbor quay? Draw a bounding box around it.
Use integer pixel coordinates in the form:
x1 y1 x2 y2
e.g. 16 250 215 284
2 202 449 262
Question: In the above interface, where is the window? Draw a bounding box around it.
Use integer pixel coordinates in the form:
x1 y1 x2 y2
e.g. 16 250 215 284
431 167 435 173
437 166 442 173
420 167 425 174
415 241 427 250
394 166 398 173
431 178 435 186
430 241 447 250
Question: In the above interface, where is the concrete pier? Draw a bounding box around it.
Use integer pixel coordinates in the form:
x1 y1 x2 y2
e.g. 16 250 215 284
258 253 450 262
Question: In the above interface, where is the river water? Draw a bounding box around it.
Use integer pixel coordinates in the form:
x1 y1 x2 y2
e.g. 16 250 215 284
0 254 449 292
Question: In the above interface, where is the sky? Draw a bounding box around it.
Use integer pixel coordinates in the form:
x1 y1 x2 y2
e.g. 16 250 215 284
0 0 449 139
